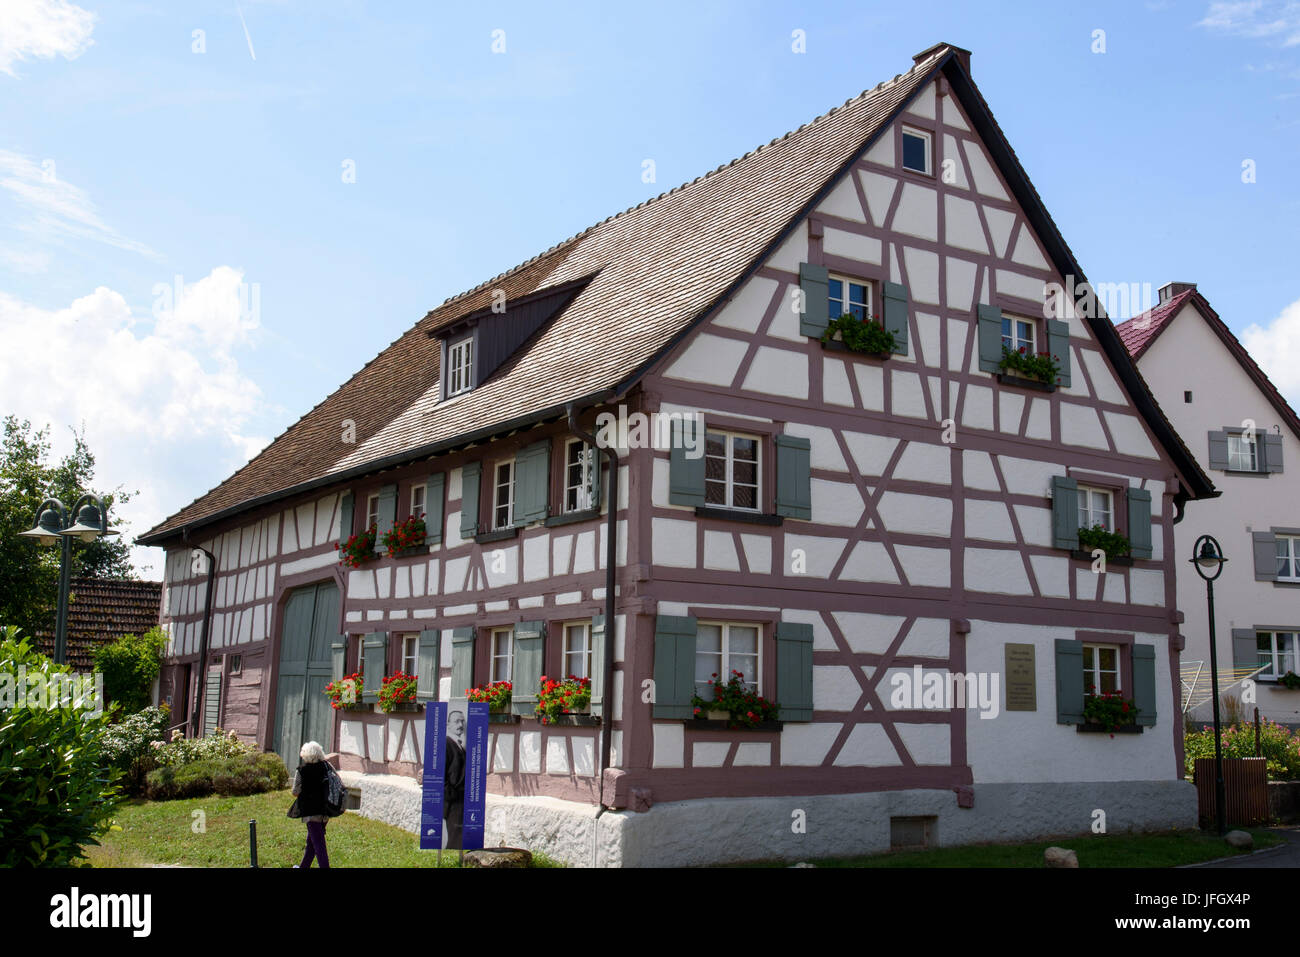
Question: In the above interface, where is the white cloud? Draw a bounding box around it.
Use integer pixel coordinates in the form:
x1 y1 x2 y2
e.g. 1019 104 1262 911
0 0 96 77
1198 1 1300 46
1243 295 1300 403
0 270 270 574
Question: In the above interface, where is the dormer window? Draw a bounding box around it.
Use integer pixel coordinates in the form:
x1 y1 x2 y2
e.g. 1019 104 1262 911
901 127 932 175
447 335 473 397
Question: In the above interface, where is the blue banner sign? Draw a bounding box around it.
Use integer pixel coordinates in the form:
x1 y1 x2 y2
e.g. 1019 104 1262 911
419 701 447 851
462 701 489 851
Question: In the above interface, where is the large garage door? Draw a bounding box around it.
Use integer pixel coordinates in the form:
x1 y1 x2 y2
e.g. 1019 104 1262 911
273 581 340 769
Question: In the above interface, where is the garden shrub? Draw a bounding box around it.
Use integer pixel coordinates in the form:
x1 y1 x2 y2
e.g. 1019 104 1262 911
146 751 288 801
100 705 170 795
1185 719 1300 781
93 626 168 715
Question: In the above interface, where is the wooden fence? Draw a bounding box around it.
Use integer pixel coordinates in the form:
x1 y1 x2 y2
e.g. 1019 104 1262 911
1194 757 1270 828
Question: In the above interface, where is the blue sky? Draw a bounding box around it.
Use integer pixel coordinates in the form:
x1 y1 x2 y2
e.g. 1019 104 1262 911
1 0 1297 575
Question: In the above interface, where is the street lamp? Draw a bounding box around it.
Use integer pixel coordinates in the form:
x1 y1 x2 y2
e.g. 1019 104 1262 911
1189 534 1227 836
17 494 117 665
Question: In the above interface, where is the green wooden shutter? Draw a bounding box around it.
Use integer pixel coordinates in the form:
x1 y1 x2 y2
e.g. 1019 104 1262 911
668 417 706 507
514 440 551 526
586 446 603 511
1231 628 1258 671
977 304 1004 373
1253 531 1278 581
775 621 814 722
338 492 354 546
425 473 445 545
416 629 439 701
376 483 398 551
362 632 387 703
331 640 345 681
460 462 481 538
1046 318 1071 388
774 434 812 520
1051 476 1079 551
653 614 697 719
798 262 830 338
1262 433 1284 473
450 627 475 700
1054 639 1084 725
590 614 606 718
1131 644 1156 727
882 281 909 355
1207 431 1229 470
203 669 222 736
510 621 545 716
1126 488 1153 559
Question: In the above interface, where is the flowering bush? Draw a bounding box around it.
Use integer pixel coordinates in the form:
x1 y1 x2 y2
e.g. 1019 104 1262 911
820 312 897 354
337 525 378 569
535 675 592 724
691 670 780 729
1077 525 1132 560
1184 719 1300 781
153 727 253 768
325 673 364 710
101 705 171 795
465 680 512 712
998 344 1060 385
382 514 426 553
1082 690 1139 735
378 672 418 712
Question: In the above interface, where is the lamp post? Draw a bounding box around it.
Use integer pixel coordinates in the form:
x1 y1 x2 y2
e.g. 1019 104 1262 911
1189 534 1227 836
17 494 117 665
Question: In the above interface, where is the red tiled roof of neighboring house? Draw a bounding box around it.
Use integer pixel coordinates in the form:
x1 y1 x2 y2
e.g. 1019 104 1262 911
1115 289 1196 359
34 578 163 671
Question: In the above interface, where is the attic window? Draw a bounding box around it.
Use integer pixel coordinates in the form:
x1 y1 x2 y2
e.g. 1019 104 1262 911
447 335 473 397
901 127 932 175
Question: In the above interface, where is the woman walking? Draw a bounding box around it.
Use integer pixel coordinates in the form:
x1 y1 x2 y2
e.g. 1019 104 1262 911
290 741 341 868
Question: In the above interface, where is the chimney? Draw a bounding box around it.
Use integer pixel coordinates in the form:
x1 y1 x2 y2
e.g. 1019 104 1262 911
1158 282 1196 304
914 42 972 75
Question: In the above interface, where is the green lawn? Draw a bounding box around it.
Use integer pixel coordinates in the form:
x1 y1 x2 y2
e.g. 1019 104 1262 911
84 790 562 868
790 829 1284 868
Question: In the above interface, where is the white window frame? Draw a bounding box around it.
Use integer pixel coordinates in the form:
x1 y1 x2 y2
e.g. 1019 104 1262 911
1001 314 1037 355
1256 631 1298 680
492 459 515 530
401 634 418 676
901 126 933 175
1227 432 1258 472
1081 642 1122 695
827 274 873 322
564 439 595 514
704 430 761 512
1277 535 1300 583
1077 485 1115 532
411 483 426 520
365 493 380 531
694 621 762 697
562 621 592 680
446 335 474 397
352 634 366 677
490 627 513 683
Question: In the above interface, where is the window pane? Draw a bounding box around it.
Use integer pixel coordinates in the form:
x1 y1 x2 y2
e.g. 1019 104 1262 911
902 133 927 171
696 624 723 691
729 626 758 656
1082 646 1094 671
1017 321 1033 346
1098 647 1117 672
1099 672 1118 694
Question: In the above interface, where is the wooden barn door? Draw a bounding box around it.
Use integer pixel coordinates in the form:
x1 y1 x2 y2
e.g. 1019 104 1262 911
273 581 340 769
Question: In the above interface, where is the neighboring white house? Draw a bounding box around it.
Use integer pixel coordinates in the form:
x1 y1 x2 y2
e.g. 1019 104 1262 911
1119 283 1300 729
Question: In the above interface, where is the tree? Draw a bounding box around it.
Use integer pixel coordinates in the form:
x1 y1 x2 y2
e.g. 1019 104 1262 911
94 627 169 715
0 417 136 639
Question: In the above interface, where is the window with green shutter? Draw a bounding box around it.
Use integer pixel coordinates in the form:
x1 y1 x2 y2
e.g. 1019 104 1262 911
1051 476 1079 551
375 484 398 552
590 614 606 718
450 627 475 700
668 417 706 507
775 621 814 721
653 615 697 719
976 304 1004 373
425 473 445 545
337 492 355 547
362 632 387 703
1253 531 1278 582
459 463 481 538
1131 644 1156 727
1126 488 1152 559
1054 638 1084 724
331 640 346 682
510 621 545 715
774 435 812 520
1045 318 1071 388
882 281 909 356
513 441 551 526
798 262 830 338
416 629 440 701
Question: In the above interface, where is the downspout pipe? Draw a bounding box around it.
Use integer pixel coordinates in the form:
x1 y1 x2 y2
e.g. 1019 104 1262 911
565 403 619 831
181 528 219 739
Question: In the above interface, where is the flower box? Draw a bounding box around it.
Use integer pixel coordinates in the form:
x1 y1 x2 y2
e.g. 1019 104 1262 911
706 709 728 722
1070 549 1133 566
337 527 379 569
689 718 784 731
995 372 1054 393
819 313 897 357
542 714 601 727
1076 723 1142 735
488 713 521 725
390 545 428 560
821 339 891 360
382 514 427 555
536 675 593 725
690 671 781 729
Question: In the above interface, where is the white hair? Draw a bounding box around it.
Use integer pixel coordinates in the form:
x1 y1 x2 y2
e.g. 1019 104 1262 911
300 741 326 764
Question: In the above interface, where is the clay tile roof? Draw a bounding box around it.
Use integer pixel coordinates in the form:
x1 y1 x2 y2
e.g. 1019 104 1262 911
34 578 163 671
139 44 955 545
1115 289 1196 359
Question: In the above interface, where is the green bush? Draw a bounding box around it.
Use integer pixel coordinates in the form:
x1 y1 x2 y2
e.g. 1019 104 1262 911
100 705 171 795
93 627 168 715
0 627 121 866
154 726 254 767
145 751 288 801
1185 719 1300 781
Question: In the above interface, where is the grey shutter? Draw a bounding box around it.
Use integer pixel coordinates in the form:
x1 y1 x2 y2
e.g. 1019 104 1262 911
775 621 814 722
1231 628 1259 671
1132 644 1156 727
977 304 1003 372
882 281 910 355
1054 639 1084 725
1253 530 1278 581
1051 476 1079 551
450 627 475 700
416 629 439 701
1263 432 1284 473
586 446 602 511
652 614 697 719
331 640 345 681
510 621 545 716
203 670 222 736
1207 431 1229 471
425 473 445 545
668 417 706 507
338 492 354 546
376 483 398 552
798 262 830 338
1046 318 1071 388
590 614 606 718
774 434 812 520
514 440 551 526
460 462 481 538
362 632 387 703
1127 488 1153 559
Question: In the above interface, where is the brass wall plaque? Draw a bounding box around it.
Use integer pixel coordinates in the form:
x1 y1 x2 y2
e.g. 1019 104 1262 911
1004 643 1036 712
